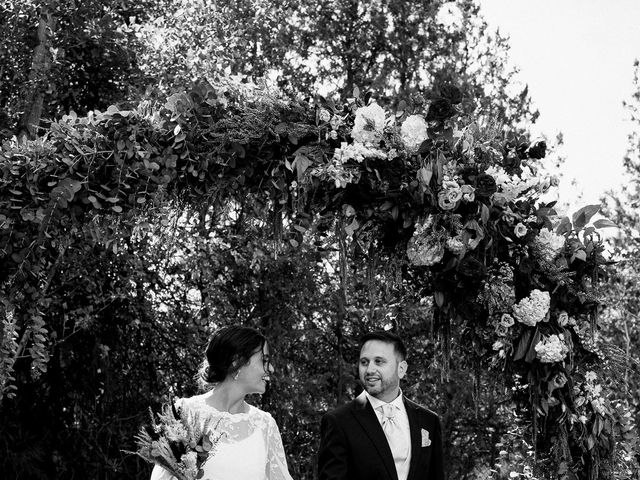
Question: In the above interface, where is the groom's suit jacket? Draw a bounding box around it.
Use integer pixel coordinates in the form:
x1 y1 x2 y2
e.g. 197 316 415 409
318 391 444 480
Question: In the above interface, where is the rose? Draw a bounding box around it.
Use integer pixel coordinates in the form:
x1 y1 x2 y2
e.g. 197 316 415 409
446 188 463 203
460 184 475 202
400 115 429 152
426 98 456 122
514 223 527 238
528 140 547 159
319 109 331 123
439 85 463 104
557 311 570 327
500 313 515 327
438 192 458 211
495 324 509 337
474 173 497 197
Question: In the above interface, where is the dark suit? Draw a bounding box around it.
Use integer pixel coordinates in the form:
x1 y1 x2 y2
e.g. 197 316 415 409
318 391 444 480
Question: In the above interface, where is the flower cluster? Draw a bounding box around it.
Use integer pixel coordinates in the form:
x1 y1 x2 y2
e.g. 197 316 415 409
534 334 569 363
438 179 475 211
534 227 566 262
129 402 224 480
512 289 550 326
400 114 428 152
480 264 516 316
333 141 387 163
351 103 386 144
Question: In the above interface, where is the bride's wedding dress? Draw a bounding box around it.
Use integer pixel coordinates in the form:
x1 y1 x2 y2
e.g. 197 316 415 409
150 395 293 480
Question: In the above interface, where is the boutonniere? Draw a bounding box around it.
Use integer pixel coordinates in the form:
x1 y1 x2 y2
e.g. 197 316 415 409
421 428 431 447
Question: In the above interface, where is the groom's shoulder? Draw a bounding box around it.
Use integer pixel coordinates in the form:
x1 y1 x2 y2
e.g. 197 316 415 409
404 396 441 420
323 398 361 419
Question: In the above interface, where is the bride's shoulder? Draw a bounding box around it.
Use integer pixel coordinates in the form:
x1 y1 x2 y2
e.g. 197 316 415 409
174 393 209 412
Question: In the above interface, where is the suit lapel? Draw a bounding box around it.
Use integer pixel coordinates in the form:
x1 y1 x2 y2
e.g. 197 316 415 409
404 397 422 480
352 391 398 480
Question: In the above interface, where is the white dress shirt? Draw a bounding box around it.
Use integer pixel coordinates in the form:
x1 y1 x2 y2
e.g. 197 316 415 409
365 390 412 480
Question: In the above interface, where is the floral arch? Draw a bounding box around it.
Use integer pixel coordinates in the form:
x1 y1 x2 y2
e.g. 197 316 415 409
0 77 636 479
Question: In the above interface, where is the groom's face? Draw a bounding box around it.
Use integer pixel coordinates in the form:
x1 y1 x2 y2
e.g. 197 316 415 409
359 340 407 403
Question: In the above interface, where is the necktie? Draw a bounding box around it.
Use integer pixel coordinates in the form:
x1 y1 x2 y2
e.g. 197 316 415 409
379 403 401 451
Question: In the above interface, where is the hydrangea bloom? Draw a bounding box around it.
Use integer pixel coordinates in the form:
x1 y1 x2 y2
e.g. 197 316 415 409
400 115 428 152
534 333 569 363
333 141 387 163
512 289 550 326
351 103 386 144
535 227 566 261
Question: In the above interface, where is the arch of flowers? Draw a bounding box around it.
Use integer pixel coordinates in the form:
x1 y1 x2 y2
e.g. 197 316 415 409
0 76 636 478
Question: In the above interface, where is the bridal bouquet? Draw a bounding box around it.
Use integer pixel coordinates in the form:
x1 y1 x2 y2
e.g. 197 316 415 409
129 401 225 480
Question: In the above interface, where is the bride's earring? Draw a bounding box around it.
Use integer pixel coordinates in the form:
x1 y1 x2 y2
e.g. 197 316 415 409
233 370 240 381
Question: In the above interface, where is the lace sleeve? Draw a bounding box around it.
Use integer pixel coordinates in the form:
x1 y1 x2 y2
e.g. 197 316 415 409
265 413 294 480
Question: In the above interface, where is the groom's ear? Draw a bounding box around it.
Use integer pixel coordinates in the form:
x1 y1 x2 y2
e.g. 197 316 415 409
398 360 408 379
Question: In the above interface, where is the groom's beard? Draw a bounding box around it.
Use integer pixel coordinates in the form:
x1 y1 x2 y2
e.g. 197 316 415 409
362 375 398 399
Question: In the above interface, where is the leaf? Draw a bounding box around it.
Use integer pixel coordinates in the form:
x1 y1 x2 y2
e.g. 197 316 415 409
556 216 572 235
481 204 490 225
572 204 600 230
513 329 533 361
525 328 541 363
434 291 445 307
417 166 432 185
344 218 359 236
295 154 311 181
592 218 617 229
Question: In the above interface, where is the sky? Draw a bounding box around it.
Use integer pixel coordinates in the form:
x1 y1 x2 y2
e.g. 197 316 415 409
476 0 640 211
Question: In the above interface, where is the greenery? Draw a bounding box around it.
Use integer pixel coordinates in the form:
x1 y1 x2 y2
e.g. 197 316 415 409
0 1 638 479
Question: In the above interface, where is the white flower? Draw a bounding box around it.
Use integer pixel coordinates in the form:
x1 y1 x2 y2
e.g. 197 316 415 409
492 340 504 351
445 236 465 254
461 184 475 202
351 103 386 144
585 371 597 383
514 223 527 238
330 115 344 130
400 115 428 152
500 313 515 328
319 109 331 123
512 289 550 326
181 451 198 474
534 334 569 363
534 227 565 261
333 141 387 163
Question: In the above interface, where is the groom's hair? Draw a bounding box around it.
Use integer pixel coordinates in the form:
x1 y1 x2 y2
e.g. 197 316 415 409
359 331 407 361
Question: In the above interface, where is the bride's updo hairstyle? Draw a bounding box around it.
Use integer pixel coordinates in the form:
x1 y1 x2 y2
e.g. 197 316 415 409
199 325 266 388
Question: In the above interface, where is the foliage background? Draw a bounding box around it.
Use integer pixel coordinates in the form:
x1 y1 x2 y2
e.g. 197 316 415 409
0 1 638 479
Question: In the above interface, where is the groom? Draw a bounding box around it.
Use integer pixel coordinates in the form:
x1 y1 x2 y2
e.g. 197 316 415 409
318 331 444 480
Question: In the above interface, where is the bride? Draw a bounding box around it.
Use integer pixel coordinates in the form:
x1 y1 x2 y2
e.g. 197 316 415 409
151 325 293 480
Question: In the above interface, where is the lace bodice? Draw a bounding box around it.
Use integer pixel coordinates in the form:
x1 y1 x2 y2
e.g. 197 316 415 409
150 395 293 480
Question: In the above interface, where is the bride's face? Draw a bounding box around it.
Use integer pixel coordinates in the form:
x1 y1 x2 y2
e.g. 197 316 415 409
239 343 274 394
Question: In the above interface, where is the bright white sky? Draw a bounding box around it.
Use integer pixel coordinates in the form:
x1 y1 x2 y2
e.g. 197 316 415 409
477 0 640 211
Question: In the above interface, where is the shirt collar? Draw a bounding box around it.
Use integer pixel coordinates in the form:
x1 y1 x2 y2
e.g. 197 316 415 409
365 388 404 412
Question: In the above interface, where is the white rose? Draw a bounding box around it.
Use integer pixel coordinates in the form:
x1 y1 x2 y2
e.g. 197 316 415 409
351 103 386 144
400 115 428 153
